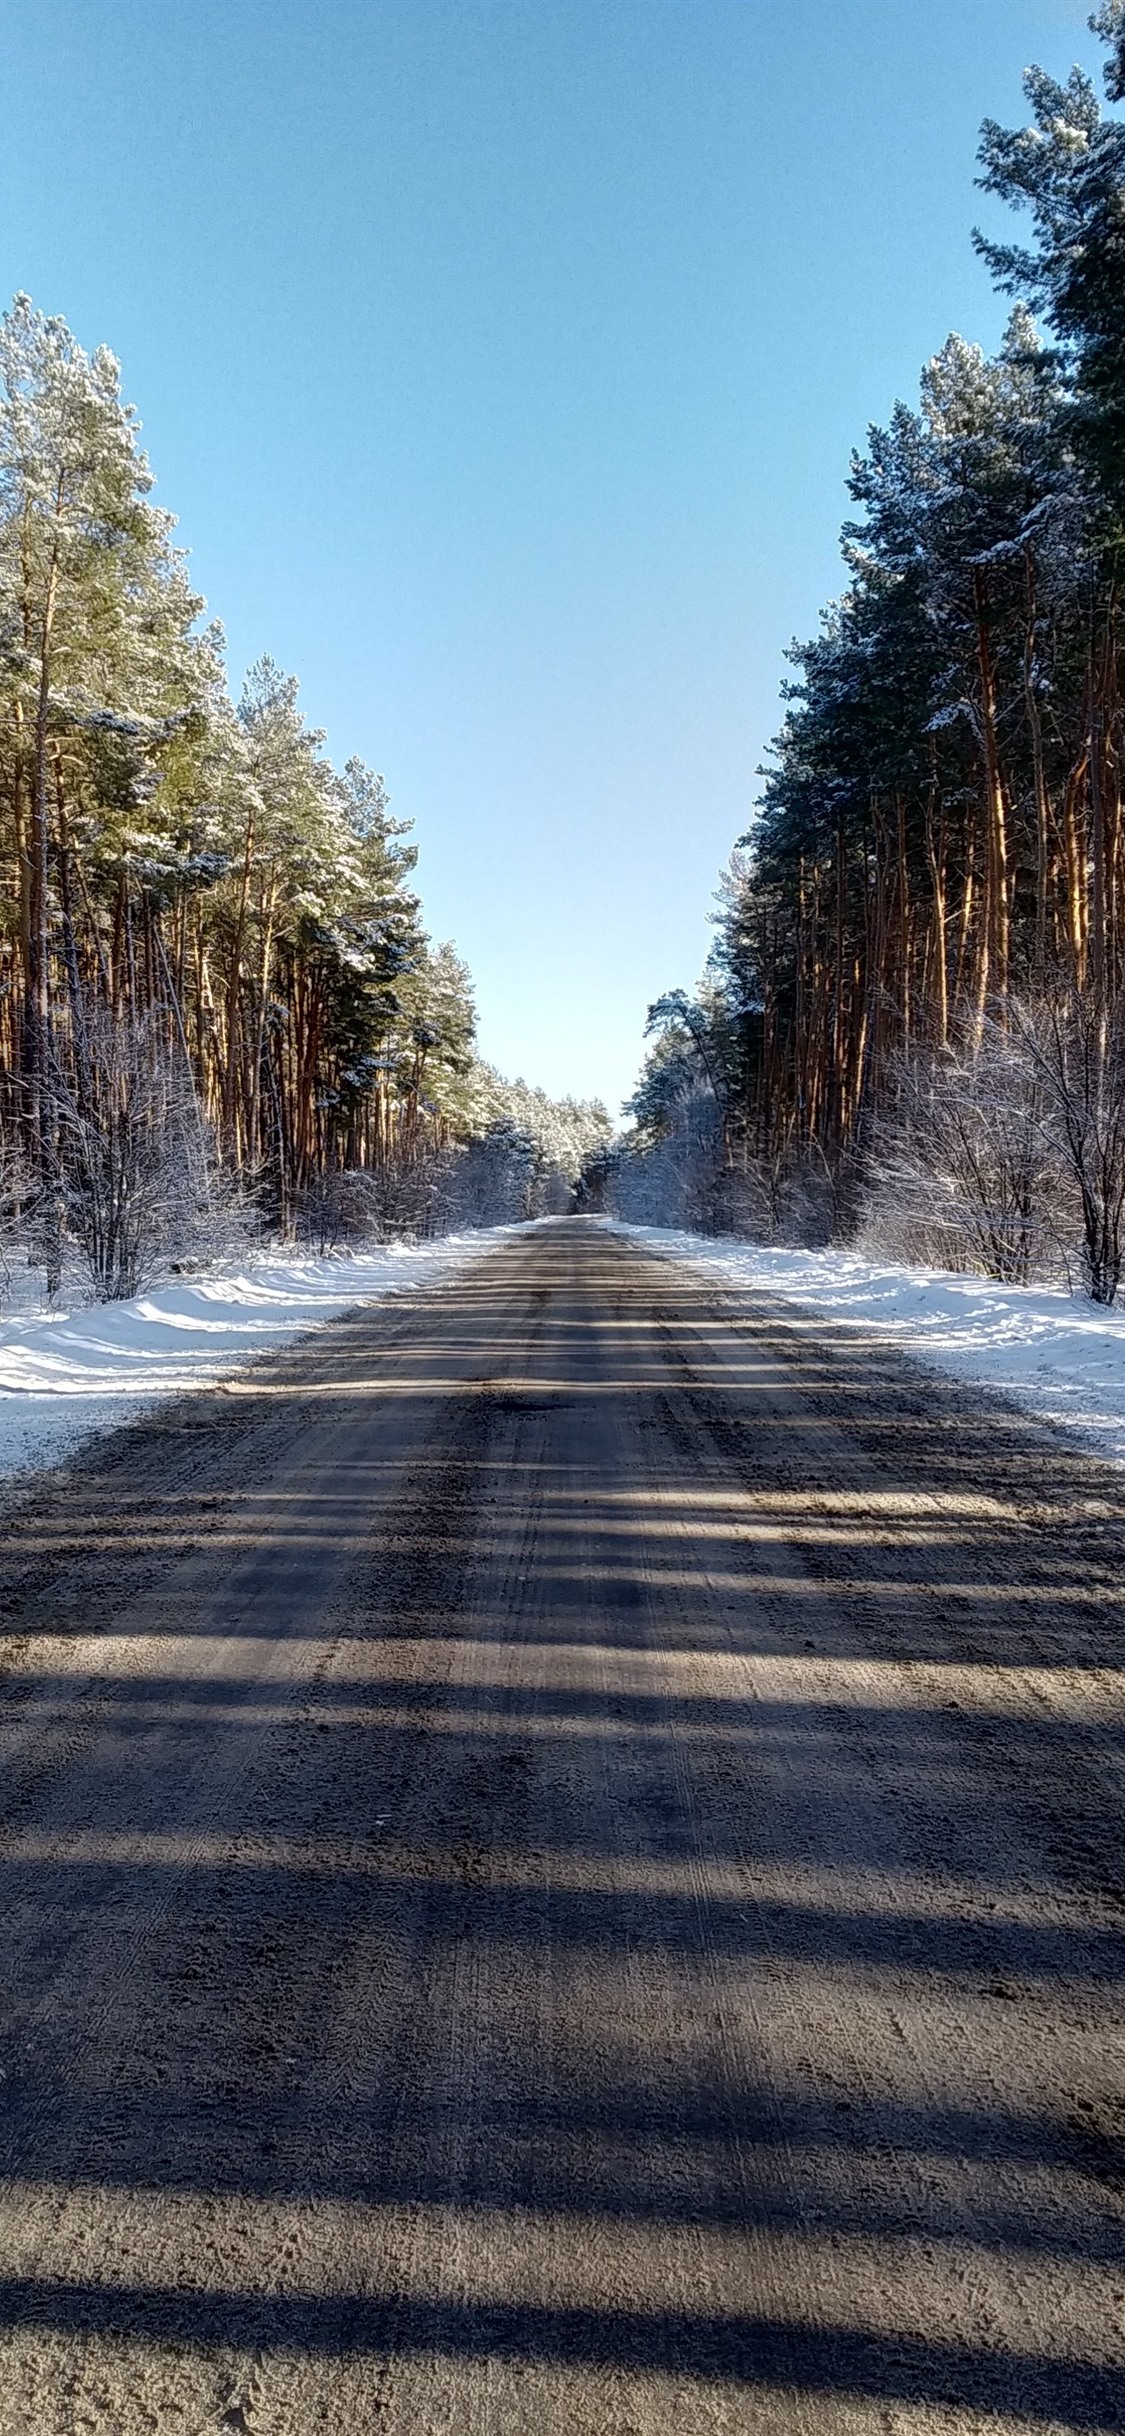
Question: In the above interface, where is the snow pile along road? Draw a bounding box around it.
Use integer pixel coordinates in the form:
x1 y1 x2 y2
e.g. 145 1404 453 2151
611 1222 1125 1468
0 1229 515 1484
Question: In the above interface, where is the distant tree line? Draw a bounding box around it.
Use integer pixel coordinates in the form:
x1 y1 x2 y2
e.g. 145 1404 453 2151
0 294 609 1296
606 5 1125 1301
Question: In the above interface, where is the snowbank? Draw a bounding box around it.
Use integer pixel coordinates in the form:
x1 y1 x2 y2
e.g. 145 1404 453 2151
9 1217 1124 1490
0 1229 515 1485
610 1222 1125 1468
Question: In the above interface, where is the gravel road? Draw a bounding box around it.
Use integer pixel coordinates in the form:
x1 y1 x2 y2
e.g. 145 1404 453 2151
0 1217 1122 2435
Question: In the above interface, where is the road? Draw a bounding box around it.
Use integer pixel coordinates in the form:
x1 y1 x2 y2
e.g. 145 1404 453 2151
0 1217 1122 2435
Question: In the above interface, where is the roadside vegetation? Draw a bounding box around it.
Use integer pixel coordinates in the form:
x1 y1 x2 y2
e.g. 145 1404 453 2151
0 298 608 1299
604 5 1125 1304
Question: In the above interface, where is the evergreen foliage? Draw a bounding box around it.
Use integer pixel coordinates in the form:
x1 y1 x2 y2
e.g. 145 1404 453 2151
0 297 608 1291
611 9 1125 1300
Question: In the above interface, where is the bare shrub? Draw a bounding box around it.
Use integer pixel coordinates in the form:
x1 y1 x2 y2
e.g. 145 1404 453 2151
294 1168 381 1256
50 1008 228 1301
292 1117 576 1253
295 1146 457 1250
602 1087 844 1247
0 1134 36 1303
859 1023 1070 1284
717 1143 840 1247
1012 992 1125 1304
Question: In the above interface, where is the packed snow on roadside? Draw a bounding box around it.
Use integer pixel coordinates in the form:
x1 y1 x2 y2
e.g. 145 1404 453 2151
610 1221 1125 1468
0 1228 516 1485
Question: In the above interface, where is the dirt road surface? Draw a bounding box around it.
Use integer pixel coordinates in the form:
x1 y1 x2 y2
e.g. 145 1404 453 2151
0 1218 1122 2435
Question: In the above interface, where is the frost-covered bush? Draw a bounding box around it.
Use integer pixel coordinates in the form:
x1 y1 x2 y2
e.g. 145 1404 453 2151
444 1120 537 1227
50 1009 233 1301
713 1146 841 1247
857 1022 1072 1285
601 1087 728 1233
0 1133 36 1304
297 1147 457 1248
599 1074 842 1247
1010 992 1125 1303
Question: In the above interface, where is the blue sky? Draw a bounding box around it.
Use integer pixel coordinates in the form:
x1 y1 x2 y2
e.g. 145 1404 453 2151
0 0 1099 1114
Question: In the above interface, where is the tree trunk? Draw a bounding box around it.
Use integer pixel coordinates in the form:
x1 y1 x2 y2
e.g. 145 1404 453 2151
973 567 1009 1018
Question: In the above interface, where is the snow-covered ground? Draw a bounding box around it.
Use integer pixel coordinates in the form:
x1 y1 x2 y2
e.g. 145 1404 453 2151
0 1229 517 1485
7 1217 1125 1490
610 1221 1125 1469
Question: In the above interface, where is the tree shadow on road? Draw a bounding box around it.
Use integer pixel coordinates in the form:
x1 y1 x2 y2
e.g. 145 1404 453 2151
0 1232 1122 2427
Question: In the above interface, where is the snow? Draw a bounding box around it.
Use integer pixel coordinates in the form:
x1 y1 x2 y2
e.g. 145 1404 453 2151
0 1229 516 1486
608 1222 1125 1468
9 1215 1125 1492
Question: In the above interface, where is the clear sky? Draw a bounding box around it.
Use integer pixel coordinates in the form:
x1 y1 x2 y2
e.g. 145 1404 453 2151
0 0 1099 1116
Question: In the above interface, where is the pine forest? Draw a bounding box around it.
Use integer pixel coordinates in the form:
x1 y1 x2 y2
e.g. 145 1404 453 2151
609 3 1125 1305
0 297 609 1300
11 11 1125 1315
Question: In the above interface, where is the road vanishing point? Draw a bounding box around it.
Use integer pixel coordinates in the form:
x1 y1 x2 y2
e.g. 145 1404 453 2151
0 1219 1121 2434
